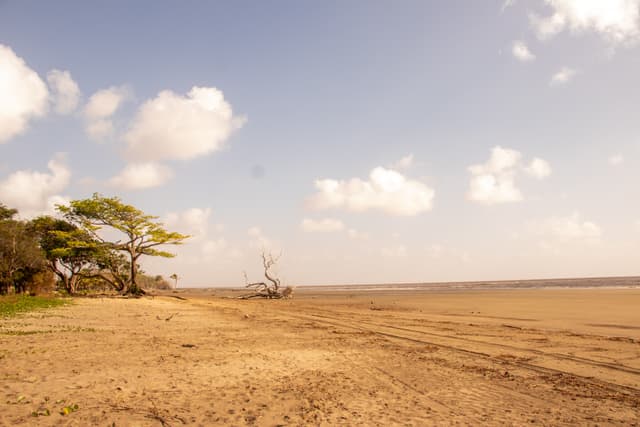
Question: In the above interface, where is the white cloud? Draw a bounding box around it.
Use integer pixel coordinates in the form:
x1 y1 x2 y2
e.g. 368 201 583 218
608 154 624 165
524 157 552 179
550 66 577 85
301 218 345 232
46 69 81 114
467 146 523 204
108 162 173 190
308 166 435 216
530 0 640 44
468 146 551 204
530 212 602 245
0 44 49 143
0 154 70 218
124 86 245 161
512 40 536 61
84 86 128 140
391 154 414 170
164 207 212 239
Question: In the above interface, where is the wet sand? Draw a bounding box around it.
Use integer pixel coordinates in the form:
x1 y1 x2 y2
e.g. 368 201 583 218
1 286 639 425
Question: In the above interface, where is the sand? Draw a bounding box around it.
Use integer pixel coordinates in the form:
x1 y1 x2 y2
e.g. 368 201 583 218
1 287 639 426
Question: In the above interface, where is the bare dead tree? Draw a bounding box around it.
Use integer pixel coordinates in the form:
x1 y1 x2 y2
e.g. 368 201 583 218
241 251 293 299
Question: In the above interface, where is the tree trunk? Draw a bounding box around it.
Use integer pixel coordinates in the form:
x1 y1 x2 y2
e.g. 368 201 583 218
124 251 143 296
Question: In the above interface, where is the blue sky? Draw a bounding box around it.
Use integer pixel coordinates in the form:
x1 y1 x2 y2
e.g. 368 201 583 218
1 1 639 285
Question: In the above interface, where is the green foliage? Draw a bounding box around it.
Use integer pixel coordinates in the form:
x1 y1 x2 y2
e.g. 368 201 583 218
28 216 100 294
0 218 47 294
0 203 17 221
0 294 68 318
58 194 189 295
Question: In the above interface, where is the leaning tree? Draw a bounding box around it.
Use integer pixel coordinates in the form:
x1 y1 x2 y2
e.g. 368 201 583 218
57 194 189 295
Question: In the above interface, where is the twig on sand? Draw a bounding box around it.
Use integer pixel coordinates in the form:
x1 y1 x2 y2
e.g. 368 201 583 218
107 400 187 426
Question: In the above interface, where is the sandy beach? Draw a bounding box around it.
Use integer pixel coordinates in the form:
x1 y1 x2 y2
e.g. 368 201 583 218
1 286 639 426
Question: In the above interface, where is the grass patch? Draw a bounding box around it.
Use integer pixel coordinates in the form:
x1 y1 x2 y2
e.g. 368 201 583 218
0 295 69 318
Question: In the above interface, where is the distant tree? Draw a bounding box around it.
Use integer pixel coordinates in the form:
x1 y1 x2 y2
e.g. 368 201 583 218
58 194 190 295
0 218 46 294
169 273 179 289
137 273 172 290
0 203 18 221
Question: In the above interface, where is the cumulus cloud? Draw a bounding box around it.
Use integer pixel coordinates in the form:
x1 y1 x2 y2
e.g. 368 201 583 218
108 162 173 190
0 154 70 218
46 69 81 114
512 40 536 61
524 157 552 179
164 207 212 239
467 146 551 205
608 154 624 166
550 66 577 85
530 0 640 44
467 147 523 204
84 86 128 140
301 218 345 232
308 167 435 216
530 212 602 246
0 44 49 143
124 86 245 161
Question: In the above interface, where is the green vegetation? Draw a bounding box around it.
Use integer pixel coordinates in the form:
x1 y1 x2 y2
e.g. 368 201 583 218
0 195 188 296
0 295 68 318
58 193 189 295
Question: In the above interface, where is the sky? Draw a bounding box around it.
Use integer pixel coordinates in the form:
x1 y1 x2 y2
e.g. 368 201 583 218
1 0 639 286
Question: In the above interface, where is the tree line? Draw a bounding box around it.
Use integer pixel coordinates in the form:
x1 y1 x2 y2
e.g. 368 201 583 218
0 194 188 296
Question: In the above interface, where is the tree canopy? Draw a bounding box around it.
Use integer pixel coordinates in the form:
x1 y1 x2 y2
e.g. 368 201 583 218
0 214 48 294
57 194 189 295
29 216 99 294
0 203 18 221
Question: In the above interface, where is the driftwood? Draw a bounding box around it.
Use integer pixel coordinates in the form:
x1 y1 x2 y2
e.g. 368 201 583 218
240 251 293 299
